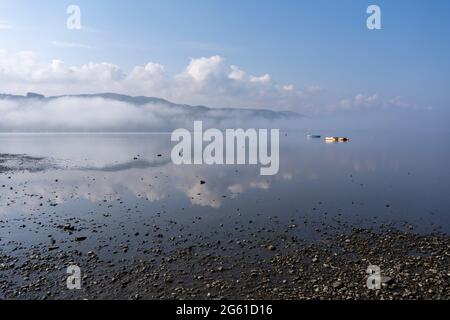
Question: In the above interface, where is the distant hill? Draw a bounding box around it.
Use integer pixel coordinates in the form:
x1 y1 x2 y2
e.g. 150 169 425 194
0 92 301 120
0 92 301 132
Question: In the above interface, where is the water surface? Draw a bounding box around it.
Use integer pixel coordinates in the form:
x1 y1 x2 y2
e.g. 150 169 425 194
1 131 449 259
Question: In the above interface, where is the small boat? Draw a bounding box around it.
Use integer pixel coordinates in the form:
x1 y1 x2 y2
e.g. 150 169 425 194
325 137 350 143
307 134 322 139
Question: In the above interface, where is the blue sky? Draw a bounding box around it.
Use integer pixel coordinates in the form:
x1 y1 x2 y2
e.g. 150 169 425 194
1 0 449 112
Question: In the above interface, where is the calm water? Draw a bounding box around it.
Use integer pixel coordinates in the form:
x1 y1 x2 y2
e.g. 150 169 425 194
1 131 450 256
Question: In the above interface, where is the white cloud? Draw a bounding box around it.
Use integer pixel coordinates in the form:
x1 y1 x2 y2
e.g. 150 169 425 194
228 65 246 81
127 63 165 84
333 93 410 112
184 55 224 82
250 74 271 84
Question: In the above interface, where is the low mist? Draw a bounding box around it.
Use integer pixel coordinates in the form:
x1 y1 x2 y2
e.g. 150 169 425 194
0 96 300 132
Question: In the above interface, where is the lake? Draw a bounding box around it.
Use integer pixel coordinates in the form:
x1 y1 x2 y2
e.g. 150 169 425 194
0 129 449 299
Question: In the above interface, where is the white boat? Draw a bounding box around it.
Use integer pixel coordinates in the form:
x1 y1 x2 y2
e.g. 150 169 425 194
325 137 350 143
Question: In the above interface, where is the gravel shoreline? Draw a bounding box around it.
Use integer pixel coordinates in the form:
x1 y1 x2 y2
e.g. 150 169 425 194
1 226 448 300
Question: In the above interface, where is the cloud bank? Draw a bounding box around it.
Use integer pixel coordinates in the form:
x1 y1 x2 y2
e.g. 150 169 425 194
0 49 413 115
0 50 312 110
0 95 300 132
